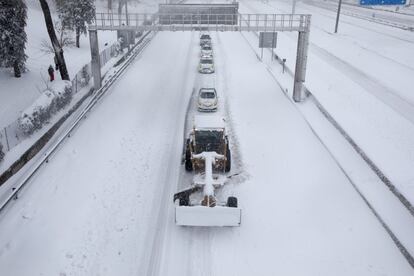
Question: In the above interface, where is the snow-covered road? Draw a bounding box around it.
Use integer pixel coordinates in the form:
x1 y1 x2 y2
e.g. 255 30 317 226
159 31 413 275
0 31 198 275
0 29 413 276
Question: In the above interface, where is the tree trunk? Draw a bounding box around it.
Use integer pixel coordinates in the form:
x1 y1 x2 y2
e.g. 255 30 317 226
13 61 21 78
118 0 126 14
39 0 70 81
76 27 80 48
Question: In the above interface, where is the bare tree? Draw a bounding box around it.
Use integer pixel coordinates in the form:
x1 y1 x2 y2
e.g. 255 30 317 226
40 20 74 54
39 0 69 80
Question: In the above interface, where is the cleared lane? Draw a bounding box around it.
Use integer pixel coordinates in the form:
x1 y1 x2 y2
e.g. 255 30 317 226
0 31 197 276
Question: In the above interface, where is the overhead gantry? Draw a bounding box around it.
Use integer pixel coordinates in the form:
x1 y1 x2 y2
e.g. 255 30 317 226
88 3 311 102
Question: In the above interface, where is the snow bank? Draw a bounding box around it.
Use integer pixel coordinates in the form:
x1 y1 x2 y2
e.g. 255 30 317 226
18 80 72 135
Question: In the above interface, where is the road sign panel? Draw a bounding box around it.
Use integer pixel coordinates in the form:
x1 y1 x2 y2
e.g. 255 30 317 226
360 0 406 5
259 32 277 48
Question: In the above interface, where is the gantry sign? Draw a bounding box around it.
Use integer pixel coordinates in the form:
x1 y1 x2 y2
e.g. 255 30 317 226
88 3 311 102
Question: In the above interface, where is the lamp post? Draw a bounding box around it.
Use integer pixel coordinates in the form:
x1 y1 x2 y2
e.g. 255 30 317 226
334 0 343 33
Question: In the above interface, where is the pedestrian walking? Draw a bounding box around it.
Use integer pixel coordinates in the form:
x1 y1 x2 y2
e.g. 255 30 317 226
48 65 55 82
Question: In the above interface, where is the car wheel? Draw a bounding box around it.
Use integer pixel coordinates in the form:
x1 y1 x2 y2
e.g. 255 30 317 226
225 146 231 173
179 195 190 206
185 140 193 172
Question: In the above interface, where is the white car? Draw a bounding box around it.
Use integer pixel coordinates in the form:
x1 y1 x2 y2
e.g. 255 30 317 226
198 57 214 74
200 44 213 58
198 88 218 112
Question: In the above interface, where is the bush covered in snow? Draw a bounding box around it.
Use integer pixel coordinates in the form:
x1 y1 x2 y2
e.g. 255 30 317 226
0 142 4 163
80 64 91 87
110 38 123 57
18 81 72 135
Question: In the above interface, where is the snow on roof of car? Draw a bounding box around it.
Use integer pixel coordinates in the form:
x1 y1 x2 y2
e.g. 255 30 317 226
199 88 216 93
194 115 225 130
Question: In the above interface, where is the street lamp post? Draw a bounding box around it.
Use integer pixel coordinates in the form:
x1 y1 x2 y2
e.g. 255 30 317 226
334 0 343 33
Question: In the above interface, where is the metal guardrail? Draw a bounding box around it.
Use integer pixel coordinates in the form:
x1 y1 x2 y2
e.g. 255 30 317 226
90 13 311 32
0 31 154 214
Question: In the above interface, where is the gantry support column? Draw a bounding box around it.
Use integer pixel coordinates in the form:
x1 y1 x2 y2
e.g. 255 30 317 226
89 30 102 90
293 16 311 102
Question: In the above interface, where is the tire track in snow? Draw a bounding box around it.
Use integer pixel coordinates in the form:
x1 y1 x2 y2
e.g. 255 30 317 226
239 1 414 218
253 0 414 43
304 0 414 31
163 31 248 276
214 32 249 191
236 27 414 269
239 19 414 218
309 43 414 125
142 31 197 276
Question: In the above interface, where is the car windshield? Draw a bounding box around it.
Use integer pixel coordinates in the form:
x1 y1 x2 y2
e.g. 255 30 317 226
194 130 223 153
202 46 212 51
201 59 213 64
200 91 216 99
200 35 210 39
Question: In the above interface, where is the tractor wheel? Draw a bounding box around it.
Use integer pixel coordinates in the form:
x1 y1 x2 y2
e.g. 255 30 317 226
225 146 231 172
185 155 193 172
179 195 190 206
227 196 238 208
185 141 193 172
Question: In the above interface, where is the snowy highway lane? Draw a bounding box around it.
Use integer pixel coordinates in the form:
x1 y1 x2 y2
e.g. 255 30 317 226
0 30 413 275
0 31 198 275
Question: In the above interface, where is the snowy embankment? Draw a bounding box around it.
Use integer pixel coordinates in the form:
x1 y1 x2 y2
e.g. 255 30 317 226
0 1 116 128
240 0 414 215
0 0 162 175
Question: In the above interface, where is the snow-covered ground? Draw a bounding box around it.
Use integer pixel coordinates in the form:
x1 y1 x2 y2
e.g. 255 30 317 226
0 29 413 275
0 1 118 128
1 1 414 275
305 0 414 30
0 31 197 275
239 0 414 209
0 0 163 129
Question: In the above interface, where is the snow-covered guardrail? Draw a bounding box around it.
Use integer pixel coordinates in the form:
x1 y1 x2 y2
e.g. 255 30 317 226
0 31 155 214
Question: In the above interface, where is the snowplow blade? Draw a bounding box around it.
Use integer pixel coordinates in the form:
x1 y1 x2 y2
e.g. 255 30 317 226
175 206 241 227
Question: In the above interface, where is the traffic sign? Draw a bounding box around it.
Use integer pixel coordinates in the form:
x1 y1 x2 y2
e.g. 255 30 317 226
360 0 406 5
259 32 277 49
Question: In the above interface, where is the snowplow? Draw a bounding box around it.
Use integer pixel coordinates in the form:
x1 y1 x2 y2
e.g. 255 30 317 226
184 115 231 173
174 116 241 227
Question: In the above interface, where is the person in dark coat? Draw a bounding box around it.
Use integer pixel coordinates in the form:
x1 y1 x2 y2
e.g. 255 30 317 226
48 65 55 82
